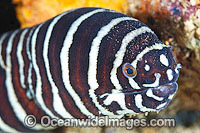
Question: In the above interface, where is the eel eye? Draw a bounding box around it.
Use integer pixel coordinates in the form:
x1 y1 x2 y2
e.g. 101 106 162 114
122 63 137 78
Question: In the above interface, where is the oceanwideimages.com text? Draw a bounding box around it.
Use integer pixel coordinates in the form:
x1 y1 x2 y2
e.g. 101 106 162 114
24 115 176 129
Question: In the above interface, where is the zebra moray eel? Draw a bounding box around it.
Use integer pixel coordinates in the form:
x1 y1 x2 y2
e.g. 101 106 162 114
0 7 181 132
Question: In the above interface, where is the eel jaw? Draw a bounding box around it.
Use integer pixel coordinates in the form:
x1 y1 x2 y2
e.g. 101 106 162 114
122 82 178 112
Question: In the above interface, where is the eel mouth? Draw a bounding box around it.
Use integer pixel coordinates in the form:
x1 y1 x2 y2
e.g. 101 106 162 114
122 82 178 97
121 82 178 111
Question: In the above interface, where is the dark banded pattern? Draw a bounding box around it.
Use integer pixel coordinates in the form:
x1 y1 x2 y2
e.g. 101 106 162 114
0 7 181 132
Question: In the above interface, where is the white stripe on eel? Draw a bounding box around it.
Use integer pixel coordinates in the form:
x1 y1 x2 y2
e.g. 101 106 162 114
43 10 76 118
16 29 29 89
146 89 164 101
61 9 107 117
0 33 9 69
135 94 157 112
31 24 58 119
168 93 176 100
156 102 168 110
6 30 50 130
26 28 35 60
27 63 34 99
26 29 36 96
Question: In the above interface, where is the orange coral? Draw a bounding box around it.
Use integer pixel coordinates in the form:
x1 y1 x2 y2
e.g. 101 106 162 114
12 0 128 28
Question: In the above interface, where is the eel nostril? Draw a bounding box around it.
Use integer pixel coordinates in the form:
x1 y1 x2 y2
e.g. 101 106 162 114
173 63 181 70
176 63 182 69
